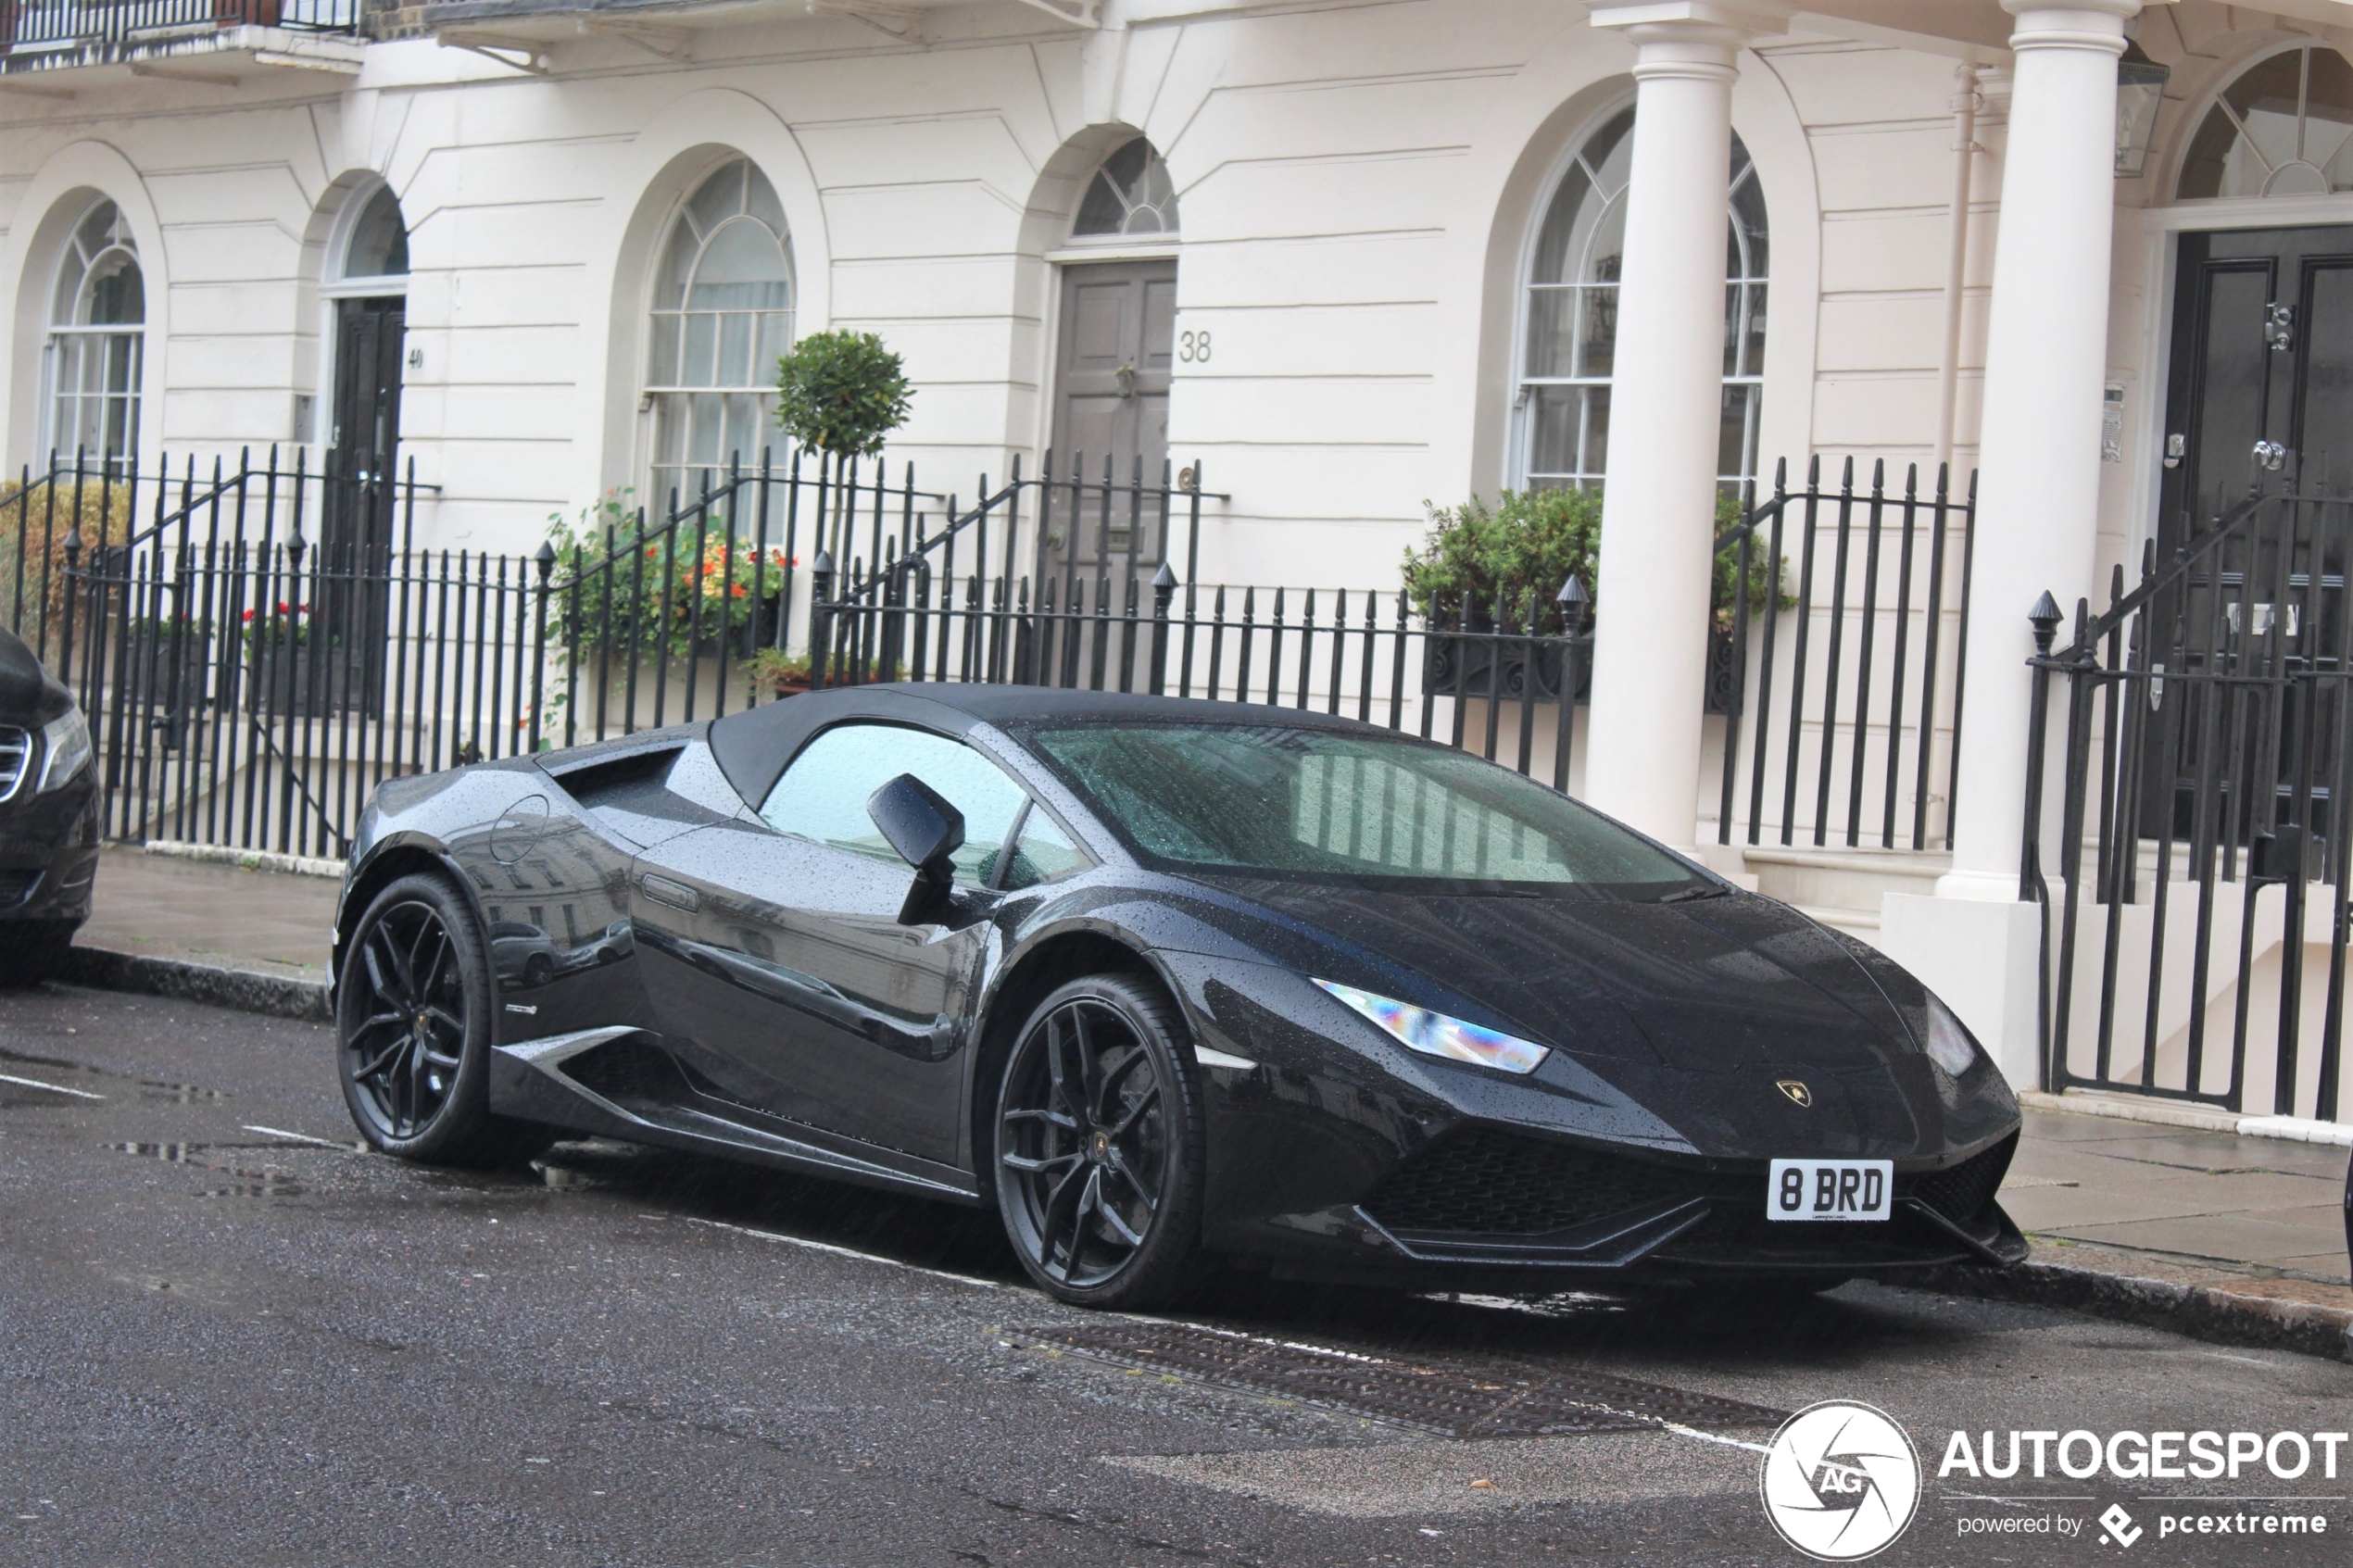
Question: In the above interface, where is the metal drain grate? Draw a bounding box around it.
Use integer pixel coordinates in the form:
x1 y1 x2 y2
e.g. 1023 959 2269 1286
1029 1321 1788 1439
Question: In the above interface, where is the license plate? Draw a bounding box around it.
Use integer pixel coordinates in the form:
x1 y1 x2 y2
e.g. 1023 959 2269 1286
1767 1159 1893 1223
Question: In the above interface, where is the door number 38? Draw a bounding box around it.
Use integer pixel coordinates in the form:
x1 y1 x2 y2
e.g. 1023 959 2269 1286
1177 329 1212 364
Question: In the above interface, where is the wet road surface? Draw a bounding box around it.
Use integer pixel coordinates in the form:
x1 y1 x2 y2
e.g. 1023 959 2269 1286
2 985 2348 1566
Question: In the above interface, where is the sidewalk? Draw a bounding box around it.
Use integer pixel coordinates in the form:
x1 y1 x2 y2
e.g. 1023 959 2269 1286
58 843 2353 1352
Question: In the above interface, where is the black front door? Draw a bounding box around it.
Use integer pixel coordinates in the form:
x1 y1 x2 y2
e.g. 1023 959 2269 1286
2159 226 2353 534
321 296 406 706
325 295 406 566
2147 226 2353 836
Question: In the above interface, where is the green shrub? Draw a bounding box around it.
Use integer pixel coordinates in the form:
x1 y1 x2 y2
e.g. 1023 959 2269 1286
774 330 912 460
1401 487 1784 634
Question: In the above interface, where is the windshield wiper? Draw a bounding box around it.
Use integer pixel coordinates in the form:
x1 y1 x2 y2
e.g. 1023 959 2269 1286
1659 884 1731 904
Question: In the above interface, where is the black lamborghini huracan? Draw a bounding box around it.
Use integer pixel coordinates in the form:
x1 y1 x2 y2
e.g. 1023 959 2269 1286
331 684 2026 1307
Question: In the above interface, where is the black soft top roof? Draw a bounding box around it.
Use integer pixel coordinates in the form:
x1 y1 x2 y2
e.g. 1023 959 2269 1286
705 682 1387 812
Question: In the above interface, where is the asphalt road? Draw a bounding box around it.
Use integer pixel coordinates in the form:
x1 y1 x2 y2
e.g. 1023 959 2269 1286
3 985 2348 1568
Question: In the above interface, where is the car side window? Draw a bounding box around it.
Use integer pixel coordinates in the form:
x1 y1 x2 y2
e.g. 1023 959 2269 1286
759 722 1028 886
999 808 1087 891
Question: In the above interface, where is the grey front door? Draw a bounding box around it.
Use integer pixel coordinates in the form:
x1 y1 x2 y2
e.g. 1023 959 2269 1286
1049 260 1176 575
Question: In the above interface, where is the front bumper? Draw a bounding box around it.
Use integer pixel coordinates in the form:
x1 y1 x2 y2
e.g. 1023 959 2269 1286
0 768 100 927
1225 1125 2027 1286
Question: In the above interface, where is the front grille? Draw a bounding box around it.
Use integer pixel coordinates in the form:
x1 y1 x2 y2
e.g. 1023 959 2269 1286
1362 1130 1697 1236
1913 1135 2016 1228
0 726 29 803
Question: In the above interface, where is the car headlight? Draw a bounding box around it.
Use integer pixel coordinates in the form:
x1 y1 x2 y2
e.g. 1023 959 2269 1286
36 709 91 794
1312 978 1550 1075
1923 994 1982 1078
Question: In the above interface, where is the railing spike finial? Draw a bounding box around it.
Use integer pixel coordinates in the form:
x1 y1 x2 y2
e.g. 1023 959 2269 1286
535 540 557 582
2028 590 2063 654
1152 559 1177 590
1556 573 1589 632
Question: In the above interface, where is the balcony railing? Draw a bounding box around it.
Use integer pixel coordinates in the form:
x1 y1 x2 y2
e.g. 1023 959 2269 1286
0 0 359 54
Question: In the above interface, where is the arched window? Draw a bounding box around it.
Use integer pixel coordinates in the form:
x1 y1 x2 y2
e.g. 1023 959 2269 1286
340 185 409 283
645 158 794 501
1515 107 1768 494
2178 44 2353 199
46 198 145 465
1072 138 1178 238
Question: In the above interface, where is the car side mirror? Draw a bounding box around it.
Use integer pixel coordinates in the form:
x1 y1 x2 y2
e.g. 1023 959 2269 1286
867 772 965 925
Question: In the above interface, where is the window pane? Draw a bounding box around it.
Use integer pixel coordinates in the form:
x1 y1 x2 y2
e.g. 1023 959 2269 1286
754 309 792 377
681 312 717 387
647 312 680 386
1528 384 1606 484
1578 281 1617 379
1000 809 1086 890
1524 287 1576 378
686 160 745 236
689 220 790 313
760 723 1028 886
1718 383 1759 484
1743 282 1768 378
345 188 409 280
744 164 787 234
1528 165 1592 285
718 310 752 386
1026 722 1693 886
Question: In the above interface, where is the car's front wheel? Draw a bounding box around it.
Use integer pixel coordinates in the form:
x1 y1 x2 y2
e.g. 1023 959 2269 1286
993 974 1205 1309
337 872 543 1166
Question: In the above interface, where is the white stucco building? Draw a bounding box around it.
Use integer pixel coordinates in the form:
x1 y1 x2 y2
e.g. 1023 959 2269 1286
6 0 2353 1119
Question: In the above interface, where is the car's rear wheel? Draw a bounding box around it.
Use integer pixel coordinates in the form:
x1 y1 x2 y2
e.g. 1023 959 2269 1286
338 872 543 1166
993 974 1204 1310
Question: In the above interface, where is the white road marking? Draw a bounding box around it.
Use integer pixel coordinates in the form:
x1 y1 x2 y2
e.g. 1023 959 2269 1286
240 1124 346 1148
683 1217 1006 1290
0 1072 104 1100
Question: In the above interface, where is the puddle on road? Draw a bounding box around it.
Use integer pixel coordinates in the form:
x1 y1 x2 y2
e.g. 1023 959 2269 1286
0 1046 225 1104
106 1141 305 1198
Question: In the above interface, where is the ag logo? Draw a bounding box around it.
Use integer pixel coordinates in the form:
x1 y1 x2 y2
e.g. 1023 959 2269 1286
1759 1399 1920 1561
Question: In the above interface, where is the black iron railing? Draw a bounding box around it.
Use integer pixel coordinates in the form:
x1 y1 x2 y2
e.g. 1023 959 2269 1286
0 0 359 53
2024 477 2353 1123
802 554 1592 788
1714 457 1977 853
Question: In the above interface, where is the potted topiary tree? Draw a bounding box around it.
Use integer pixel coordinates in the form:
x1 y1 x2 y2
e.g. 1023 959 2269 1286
774 329 913 483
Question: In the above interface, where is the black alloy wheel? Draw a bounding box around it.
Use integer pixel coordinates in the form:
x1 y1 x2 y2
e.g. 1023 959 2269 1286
994 974 1203 1309
337 872 541 1165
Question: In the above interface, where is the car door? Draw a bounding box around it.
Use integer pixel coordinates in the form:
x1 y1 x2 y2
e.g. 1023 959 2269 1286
629 721 1035 1163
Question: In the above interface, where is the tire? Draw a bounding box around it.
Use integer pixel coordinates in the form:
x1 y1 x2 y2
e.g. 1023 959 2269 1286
337 872 544 1167
0 920 76 989
992 973 1207 1311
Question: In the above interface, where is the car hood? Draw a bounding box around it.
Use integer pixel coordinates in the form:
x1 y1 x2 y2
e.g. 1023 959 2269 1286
1191 880 1919 1078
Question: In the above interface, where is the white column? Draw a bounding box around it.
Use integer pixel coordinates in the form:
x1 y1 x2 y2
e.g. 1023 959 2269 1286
1942 1 2139 895
1880 2 2140 1088
1583 5 1779 848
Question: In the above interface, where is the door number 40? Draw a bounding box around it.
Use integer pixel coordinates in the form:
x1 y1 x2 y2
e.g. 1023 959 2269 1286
1177 330 1212 364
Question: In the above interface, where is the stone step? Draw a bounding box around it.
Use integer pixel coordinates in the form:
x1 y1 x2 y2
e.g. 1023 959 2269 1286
1742 845 1948 917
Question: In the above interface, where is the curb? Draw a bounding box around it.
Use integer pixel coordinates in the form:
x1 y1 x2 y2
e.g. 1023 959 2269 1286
2018 1088 2353 1148
140 840 346 881
58 943 332 1022
1922 1258 2353 1364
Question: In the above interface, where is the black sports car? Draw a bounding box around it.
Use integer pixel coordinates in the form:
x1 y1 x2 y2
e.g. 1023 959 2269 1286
331 684 2027 1307
0 622 98 986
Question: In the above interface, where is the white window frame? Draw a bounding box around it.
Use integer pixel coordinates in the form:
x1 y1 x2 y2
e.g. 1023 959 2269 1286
1508 99 1768 496
40 196 145 470
637 157 797 511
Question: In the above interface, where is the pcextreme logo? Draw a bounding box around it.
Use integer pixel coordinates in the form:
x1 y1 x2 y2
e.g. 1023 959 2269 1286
1759 1399 1923 1561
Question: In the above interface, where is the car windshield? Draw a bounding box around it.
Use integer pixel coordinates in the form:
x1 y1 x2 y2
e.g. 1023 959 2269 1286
1020 721 1700 892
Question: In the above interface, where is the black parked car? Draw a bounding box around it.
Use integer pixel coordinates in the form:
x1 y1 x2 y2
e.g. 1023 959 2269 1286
331 684 2026 1308
0 623 97 986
